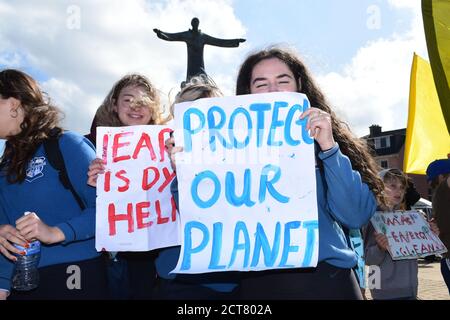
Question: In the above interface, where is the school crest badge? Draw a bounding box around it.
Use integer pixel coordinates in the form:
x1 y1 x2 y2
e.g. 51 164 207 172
25 157 47 182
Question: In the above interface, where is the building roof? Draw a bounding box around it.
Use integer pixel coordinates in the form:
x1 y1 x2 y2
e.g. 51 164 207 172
361 127 406 156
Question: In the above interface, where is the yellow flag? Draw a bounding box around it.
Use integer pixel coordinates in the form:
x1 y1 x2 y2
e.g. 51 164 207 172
404 54 450 174
422 0 450 133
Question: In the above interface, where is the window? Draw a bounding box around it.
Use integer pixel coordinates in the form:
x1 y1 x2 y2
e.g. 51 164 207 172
374 136 391 149
374 138 381 149
380 160 388 169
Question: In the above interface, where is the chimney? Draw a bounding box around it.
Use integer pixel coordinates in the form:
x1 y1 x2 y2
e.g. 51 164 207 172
369 125 382 137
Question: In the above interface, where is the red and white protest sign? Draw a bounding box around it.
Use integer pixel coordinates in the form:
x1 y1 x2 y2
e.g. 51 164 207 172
95 125 180 251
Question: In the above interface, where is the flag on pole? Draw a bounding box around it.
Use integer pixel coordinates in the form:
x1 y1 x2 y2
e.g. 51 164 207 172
404 54 450 175
422 0 450 134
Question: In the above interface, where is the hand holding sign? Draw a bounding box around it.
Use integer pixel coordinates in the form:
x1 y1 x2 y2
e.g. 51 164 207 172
428 219 440 236
87 158 106 187
299 107 335 151
374 231 389 251
164 137 184 172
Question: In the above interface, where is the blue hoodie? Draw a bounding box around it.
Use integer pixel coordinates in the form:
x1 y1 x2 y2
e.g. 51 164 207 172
0 131 99 291
155 143 377 291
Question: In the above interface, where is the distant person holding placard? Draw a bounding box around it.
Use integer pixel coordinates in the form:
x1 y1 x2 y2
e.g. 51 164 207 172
234 47 384 300
86 74 166 299
426 159 450 294
365 168 439 300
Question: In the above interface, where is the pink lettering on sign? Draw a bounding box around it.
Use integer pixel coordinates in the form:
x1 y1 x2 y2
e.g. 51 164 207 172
108 197 178 236
102 129 172 165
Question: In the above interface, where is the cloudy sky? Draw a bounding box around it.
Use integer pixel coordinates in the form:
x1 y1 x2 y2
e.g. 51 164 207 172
0 0 427 137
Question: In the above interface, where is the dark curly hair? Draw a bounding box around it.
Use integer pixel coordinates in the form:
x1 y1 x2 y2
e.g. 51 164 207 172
0 69 62 183
236 46 386 207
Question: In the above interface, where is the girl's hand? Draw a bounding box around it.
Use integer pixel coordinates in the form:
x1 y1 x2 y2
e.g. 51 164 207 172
299 107 335 151
87 158 105 187
165 137 175 154
165 137 183 171
374 231 390 251
0 290 9 300
0 224 27 261
429 218 440 236
15 212 65 244
170 147 184 172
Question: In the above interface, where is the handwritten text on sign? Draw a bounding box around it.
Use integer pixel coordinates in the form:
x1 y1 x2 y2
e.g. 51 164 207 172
95 125 180 251
371 210 447 260
172 92 319 273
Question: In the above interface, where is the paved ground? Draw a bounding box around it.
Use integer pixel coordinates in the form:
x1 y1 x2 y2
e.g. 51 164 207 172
416 259 449 300
365 258 449 300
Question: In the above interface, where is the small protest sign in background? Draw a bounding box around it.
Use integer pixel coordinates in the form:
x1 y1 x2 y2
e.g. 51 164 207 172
371 210 447 260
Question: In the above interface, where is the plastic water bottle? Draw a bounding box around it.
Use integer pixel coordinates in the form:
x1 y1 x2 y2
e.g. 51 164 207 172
12 240 41 291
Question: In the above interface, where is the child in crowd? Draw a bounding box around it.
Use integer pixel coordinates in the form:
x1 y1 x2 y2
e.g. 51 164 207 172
365 168 439 300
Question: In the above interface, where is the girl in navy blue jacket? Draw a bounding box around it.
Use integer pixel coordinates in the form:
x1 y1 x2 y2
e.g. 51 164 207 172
86 74 166 299
0 69 107 300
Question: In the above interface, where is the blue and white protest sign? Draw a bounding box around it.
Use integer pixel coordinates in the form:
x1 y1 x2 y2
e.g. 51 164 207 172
172 92 319 273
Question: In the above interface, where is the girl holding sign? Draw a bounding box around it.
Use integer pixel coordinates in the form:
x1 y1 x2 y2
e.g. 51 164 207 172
157 76 241 300
0 69 107 300
365 168 439 300
86 74 165 299
234 46 384 300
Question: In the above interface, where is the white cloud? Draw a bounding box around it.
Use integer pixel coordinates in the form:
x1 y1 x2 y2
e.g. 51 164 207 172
0 0 246 135
388 0 421 10
41 78 101 134
316 1 427 137
1 0 428 139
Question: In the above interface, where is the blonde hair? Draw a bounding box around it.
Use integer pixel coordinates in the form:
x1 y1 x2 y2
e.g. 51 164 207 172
380 168 408 188
170 76 223 116
95 74 164 126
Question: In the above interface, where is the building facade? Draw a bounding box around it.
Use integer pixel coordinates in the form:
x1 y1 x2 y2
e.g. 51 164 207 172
362 125 431 200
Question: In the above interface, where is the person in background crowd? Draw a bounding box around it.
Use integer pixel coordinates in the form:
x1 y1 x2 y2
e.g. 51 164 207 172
365 168 439 300
404 177 421 210
426 159 450 294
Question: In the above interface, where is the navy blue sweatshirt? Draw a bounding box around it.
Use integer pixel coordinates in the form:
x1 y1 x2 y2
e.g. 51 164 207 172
0 132 99 291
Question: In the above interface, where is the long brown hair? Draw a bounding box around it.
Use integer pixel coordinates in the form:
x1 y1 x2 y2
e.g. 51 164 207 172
94 74 165 126
0 69 62 183
236 46 386 207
